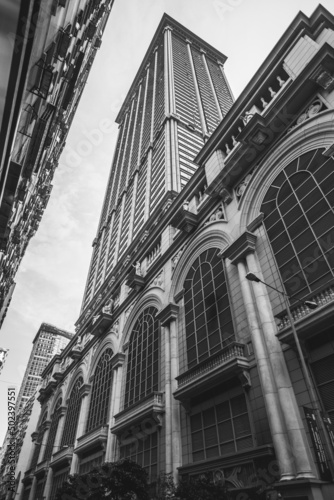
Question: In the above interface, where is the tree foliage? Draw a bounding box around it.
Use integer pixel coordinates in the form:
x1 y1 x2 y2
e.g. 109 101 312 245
55 458 150 500
175 475 229 500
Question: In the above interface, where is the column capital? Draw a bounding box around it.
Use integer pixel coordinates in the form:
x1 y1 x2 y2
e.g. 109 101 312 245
221 231 257 264
79 384 91 398
156 303 179 326
163 25 173 34
43 420 52 432
111 352 125 369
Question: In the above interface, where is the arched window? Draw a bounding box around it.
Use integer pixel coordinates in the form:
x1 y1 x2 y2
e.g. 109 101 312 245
261 149 334 303
61 377 83 446
30 411 48 469
44 398 62 460
124 307 159 408
86 348 113 433
184 248 235 368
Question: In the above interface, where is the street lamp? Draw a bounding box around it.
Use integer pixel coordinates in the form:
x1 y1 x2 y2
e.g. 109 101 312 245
245 272 334 474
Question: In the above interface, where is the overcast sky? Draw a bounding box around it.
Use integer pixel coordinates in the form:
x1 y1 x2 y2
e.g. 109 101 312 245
0 0 333 443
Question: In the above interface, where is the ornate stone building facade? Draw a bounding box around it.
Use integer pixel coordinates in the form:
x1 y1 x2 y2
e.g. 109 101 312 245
0 0 114 327
20 5 334 500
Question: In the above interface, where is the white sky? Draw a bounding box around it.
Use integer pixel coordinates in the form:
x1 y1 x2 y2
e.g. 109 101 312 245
0 0 333 443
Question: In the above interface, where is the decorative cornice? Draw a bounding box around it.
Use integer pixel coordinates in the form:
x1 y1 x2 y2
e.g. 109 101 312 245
156 303 179 326
79 383 91 398
221 231 257 264
111 352 125 369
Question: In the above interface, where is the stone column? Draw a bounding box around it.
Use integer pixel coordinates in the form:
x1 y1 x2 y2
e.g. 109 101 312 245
245 251 316 479
237 259 295 479
223 233 295 480
157 304 180 482
106 353 125 462
70 384 91 475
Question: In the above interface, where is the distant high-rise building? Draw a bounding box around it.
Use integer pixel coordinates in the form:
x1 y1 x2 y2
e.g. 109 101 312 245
0 0 114 328
16 323 73 412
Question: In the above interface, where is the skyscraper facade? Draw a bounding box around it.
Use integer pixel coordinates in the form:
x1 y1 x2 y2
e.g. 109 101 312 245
21 6 334 500
82 15 234 308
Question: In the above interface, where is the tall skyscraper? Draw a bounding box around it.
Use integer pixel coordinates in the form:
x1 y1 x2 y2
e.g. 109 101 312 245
16 323 73 412
82 14 234 308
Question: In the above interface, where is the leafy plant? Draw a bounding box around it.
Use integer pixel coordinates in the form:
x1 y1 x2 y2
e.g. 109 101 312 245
55 458 150 500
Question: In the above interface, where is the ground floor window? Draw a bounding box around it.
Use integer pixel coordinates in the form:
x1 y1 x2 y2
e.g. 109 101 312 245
190 391 253 462
119 429 158 482
50 469 69 500
22 488 31 500
79 450 105 474
311 353 334 421
35 479 46 500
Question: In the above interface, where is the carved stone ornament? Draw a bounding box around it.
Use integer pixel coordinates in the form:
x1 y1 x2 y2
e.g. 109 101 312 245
171 246 185 273
235 172 253 200
151 269 164 289
111 320 119 338
205 204 225 225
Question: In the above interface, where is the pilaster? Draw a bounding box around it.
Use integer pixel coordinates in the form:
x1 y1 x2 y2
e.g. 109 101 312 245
201 50 222 120
186 39 208 138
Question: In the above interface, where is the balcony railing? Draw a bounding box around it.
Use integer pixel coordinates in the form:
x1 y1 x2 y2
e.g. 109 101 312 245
50 446 73 470
174 342 249 402
112 392 164 435
276 284 334 330
75 426 108 456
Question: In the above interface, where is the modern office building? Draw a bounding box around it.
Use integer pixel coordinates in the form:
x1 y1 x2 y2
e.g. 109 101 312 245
0 0 114 328
21 5 334 500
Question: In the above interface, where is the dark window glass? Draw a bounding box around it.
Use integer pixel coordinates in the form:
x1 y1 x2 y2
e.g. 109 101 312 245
86 348 113 433
262 149 334 303
30 412 48 469
44 398 62 460
190 393 252 462
61 377 83 446
184 248 234 368
124 307 159 408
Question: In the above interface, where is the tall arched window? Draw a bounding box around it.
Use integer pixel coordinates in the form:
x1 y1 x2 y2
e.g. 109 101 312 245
261 149 334 303
61 377 83 447
44 398 62 460
184 248 235 368
30 411 48 469
124 307 159 408
86 348 113 433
